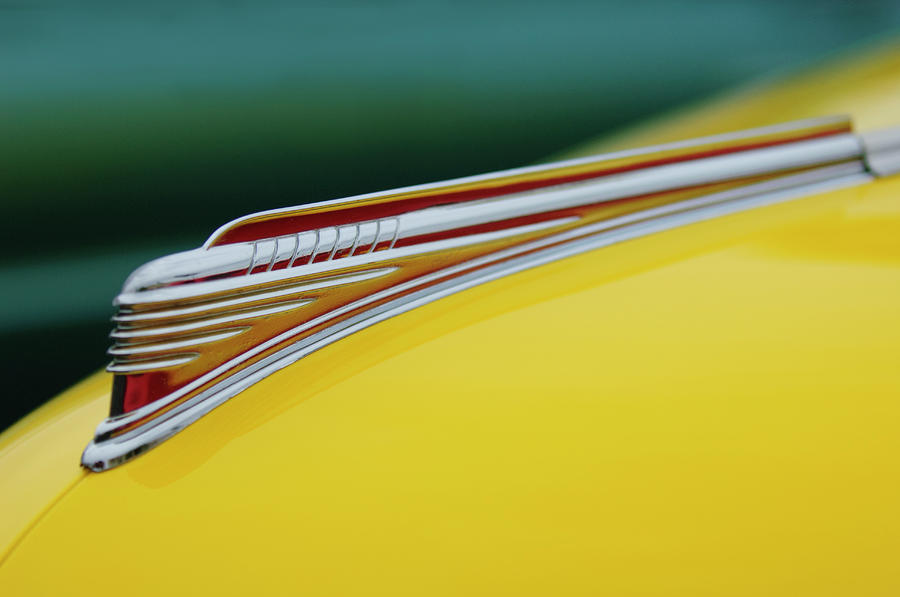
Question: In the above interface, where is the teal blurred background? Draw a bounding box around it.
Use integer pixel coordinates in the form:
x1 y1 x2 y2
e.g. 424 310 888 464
2 0 899 430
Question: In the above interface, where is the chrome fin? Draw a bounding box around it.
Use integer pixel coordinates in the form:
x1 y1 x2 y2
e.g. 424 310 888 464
83 115 892 471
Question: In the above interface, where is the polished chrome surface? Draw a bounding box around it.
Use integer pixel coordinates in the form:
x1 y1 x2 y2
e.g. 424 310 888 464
862 126 900 177
203 115 853 246
82 168 871 471
83 115 900 472
121 133 862 298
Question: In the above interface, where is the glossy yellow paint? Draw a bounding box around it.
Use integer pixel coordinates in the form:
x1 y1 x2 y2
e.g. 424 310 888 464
2 41 900 596
0 373 107 564
1 174 899 595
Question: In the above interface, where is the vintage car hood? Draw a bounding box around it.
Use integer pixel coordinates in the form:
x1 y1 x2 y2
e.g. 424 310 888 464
1 39 899 595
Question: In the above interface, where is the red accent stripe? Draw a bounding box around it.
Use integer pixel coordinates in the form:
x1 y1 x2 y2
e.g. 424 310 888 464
209 127 847 246
114 125 852 417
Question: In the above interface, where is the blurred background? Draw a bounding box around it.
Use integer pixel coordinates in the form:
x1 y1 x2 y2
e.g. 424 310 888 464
2 0 899 431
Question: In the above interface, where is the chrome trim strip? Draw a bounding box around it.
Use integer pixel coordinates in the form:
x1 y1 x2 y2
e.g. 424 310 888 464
114 284 324 323
82 168 871 471
111 299 313 340
204 115 851 247
116 218 576 306
396 135 860 238
97 218 580 435
121 134 862 298
88 114 900 471
109 328 248 356
106 354 199 374
862 127 900 177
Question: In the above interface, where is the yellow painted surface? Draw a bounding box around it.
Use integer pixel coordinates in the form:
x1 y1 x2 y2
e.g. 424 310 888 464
2 39 900 596
0 372 108 564
1 174 899 595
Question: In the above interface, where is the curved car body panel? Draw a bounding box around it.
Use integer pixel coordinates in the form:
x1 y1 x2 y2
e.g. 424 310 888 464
2 39 900 595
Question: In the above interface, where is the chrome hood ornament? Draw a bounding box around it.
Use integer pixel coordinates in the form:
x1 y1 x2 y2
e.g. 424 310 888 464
83 115 884 471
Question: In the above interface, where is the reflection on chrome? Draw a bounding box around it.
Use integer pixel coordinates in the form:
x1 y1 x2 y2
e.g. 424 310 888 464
83 115 896 472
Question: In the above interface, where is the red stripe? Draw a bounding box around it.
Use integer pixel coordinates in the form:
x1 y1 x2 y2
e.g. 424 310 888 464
210 127 848 246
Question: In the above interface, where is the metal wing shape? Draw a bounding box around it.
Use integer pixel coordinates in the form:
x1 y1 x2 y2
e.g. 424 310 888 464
83 115 879 470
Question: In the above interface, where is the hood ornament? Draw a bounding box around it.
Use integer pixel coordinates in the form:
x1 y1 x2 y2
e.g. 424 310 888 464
82 115 877 471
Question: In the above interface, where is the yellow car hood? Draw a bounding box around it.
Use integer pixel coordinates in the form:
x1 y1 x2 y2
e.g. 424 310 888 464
1 39 899 596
